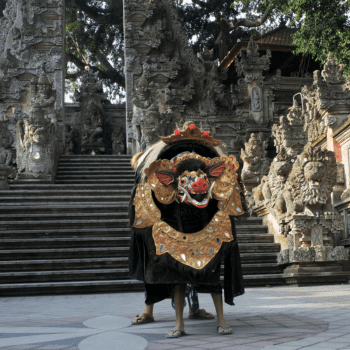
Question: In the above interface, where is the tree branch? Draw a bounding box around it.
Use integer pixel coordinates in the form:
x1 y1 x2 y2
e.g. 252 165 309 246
67 52 87 71
229 5 273 30
191 0 210 9
73 0 122 24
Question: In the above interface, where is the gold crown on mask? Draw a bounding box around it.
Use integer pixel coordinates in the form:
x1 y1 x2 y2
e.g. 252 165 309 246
161 124 221 148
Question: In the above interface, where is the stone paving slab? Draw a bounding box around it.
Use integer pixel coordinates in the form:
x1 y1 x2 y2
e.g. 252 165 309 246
1 284 350 349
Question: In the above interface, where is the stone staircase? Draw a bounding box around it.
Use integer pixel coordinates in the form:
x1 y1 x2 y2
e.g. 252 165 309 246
0 155 284 296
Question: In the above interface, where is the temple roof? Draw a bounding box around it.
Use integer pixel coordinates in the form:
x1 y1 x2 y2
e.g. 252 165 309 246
220 24 297 70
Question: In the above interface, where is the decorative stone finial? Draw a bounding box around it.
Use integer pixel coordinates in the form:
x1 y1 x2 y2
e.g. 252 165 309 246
321 53 345 84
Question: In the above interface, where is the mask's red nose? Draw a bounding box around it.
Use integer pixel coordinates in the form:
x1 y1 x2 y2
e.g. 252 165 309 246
191 178 208 193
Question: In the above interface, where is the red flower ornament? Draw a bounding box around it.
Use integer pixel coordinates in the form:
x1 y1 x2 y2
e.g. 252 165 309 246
174 129 181 136
189 124 197 130
203 131 210 137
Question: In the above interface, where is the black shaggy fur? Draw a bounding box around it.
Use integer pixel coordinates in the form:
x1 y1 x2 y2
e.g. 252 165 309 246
175 159 206 176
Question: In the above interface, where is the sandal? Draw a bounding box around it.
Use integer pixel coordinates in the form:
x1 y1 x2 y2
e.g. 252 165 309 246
165 329 186 338
189 308 215 320
216 325 233 335
131 313 155 325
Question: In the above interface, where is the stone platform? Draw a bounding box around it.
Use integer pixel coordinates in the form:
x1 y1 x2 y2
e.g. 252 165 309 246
2 284 350 349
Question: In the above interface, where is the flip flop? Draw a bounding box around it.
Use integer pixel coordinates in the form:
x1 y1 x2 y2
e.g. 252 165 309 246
165 329 186 338
216 325 233 335
189 308 215 320
131 313 155 325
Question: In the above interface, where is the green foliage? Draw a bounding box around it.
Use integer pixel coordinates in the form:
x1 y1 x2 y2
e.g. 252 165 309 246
285 0 350 76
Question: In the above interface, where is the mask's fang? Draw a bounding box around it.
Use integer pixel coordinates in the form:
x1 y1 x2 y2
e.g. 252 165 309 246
208 182 215 199
179 186 192 203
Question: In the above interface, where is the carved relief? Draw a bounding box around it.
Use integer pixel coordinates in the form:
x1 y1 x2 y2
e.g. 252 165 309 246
251 86 261 112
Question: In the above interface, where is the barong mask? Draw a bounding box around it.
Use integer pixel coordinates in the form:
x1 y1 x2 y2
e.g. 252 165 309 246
155 156 225 209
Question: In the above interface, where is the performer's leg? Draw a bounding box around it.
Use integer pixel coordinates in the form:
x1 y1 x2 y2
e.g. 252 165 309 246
211 293 232 334
167 284 186 337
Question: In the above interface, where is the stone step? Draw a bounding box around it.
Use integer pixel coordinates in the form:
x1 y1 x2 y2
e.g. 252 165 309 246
57 163 132 168
236 218 262 225
240 252 278 264
235 225 268 234
0 247 130 260
9 184 134 191
55 174 135 179
239 243 280 253
242 274 286 286
57 164 135 174
0 274 286 296
236 234 274 243
0 196 131 203
0 219 129 230
0 237 131 249
55 179 134 184
0 268 284 284
0 280 144 296
56 169 135 179
241 263 284 275
0 212 129 221
0 269 131 284
59 155 131 162
0 227 131 238
0 257 130 272
0 203 129 213
0 190 133 197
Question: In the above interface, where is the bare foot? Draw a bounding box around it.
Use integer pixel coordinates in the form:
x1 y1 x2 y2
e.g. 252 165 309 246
217 325 233 335
166 329 186 338
131 313 154 325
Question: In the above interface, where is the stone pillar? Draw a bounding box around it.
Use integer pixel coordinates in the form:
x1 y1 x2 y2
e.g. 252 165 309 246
0 0 65 183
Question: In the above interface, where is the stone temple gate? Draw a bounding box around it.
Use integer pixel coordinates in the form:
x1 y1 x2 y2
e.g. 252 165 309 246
0 0 349 296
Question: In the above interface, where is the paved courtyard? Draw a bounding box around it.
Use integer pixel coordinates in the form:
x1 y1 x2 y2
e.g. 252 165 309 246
1 284 350 349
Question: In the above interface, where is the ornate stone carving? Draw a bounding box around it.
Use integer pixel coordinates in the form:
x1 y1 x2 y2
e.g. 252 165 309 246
285 144 337 216
235 37 271 83
272 100 307 156
241 133 271 196
111 126 125 155
140 104 165 151
75 68 108 155
64 124 78 155
30 69 57 123
321 53 346 84
16 105 56 179
251 86 261 112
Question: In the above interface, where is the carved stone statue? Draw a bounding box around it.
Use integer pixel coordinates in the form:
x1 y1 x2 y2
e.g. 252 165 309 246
76 68 108 155
276 144 347 264
64 124 78 155
16 105 56 180
132 73 152 153
0 120 15 189
197 64 225 117
111 126 125 155
30 70 57 123
241 133 270 193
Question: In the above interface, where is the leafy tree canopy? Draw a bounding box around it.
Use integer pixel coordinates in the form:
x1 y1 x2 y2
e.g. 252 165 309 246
64 0 350 101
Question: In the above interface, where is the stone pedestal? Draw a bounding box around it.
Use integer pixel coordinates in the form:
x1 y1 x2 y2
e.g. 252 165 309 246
0 170 10 190
283 262 348 286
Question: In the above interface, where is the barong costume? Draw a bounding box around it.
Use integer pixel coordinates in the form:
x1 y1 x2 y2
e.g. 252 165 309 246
129 125 245 305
